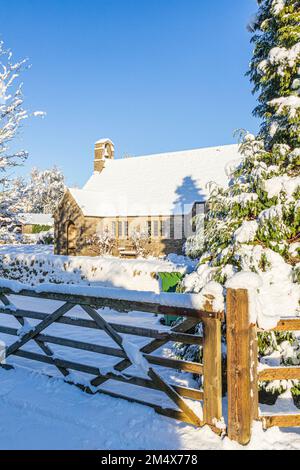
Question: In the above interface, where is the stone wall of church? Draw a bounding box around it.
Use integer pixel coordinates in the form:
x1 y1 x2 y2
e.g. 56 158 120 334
54 193 186 258
54 190 88 256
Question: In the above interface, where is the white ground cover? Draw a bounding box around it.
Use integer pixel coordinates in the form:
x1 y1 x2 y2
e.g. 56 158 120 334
1 364 300 449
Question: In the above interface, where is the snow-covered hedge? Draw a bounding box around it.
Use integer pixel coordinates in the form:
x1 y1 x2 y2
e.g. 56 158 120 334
0 245 196 292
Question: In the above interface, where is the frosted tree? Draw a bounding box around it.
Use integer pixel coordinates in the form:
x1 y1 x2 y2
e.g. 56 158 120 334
9 177 28 212
25 166 65 214
182 0 300 396
86 228 116 256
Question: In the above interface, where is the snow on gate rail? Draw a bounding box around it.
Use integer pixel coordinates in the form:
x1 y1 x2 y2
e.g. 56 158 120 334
0 278 225 434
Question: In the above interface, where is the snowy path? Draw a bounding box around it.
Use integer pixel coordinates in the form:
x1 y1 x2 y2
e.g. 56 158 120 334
0 367 220 450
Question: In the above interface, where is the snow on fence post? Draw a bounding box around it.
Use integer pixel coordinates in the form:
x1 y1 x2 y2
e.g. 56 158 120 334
226 288 258 445
202 303 222 428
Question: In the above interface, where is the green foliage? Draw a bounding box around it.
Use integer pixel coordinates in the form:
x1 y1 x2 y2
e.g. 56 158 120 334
186 0 300 268
37 232 54 245
291 384 300 396
258 330 295 355
258 252 272 271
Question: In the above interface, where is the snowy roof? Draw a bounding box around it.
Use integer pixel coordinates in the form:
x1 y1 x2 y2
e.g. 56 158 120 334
69 144 241 217
17 213 54 226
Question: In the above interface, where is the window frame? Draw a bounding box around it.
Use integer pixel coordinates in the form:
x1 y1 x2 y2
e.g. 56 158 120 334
147 221 152 238
118 220 123 238
124 221 129 238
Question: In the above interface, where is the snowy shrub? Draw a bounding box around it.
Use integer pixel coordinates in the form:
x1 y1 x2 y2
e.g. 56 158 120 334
36 229 54 245
184 213 204 258
0 228 22 245
86 229 116 256
130 230 151 257
0 248 193 291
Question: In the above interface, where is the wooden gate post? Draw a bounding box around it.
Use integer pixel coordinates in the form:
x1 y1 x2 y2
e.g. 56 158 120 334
226 288 258 445
203 317 222 427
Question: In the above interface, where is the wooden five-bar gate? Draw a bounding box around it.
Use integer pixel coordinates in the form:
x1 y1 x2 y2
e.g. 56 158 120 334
0 284 299 445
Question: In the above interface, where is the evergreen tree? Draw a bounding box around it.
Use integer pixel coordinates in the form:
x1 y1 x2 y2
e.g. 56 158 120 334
182 0 300 396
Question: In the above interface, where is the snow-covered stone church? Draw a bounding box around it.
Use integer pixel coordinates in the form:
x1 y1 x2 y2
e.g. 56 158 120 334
54 139 241 257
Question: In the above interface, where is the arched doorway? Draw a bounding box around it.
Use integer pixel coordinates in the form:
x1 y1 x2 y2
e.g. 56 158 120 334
67 221 77 256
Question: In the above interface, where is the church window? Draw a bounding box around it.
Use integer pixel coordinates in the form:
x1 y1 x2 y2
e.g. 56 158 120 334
124 221 129 238
118 221 123 238
153 220 159 237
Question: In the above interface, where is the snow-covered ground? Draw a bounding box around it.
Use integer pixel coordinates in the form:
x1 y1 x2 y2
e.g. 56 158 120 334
1 366 300 450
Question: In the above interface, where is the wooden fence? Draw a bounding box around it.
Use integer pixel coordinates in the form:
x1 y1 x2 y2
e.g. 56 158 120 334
226 288 300 445
1 285 298 444
0 286 224 434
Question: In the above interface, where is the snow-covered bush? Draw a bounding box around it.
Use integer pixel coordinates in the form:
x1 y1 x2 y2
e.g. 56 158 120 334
0 247 194 291
86 229 116 256
0 253 85 286
178 0 300 399
0 229 22 245
22 229 54 245
184 213 205 258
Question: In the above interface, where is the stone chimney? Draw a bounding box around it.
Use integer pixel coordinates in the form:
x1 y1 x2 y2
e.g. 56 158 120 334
94 139 115 173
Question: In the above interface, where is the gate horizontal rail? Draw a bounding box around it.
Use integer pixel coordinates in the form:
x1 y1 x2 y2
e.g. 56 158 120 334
258 319 300 431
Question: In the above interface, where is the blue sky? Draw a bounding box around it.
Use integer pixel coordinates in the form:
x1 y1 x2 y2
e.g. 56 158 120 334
2 0 258 187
